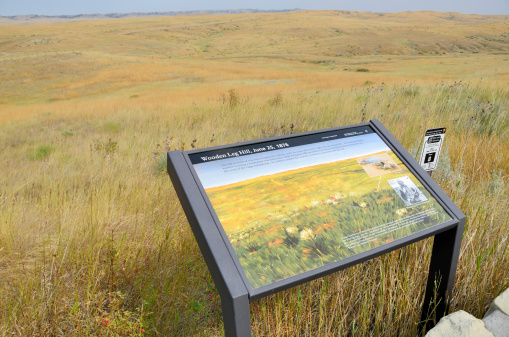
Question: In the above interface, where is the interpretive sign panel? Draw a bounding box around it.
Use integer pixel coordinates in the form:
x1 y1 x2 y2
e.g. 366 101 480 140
189 126 451 289
166 120 465 336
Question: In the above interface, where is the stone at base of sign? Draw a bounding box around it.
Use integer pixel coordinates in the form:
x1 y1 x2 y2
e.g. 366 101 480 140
425 287 509 337
424 311 494 337
483 310 509 337
485 287 509 317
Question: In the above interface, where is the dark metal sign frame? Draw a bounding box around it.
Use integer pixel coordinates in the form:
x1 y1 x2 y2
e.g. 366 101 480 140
166 119 465 336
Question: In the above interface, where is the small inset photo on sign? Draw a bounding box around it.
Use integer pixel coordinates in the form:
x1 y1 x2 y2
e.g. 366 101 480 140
357 153 401 177
388 176 428 206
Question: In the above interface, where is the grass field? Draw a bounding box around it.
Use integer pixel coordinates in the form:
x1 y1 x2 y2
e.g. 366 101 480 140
0 10 508 336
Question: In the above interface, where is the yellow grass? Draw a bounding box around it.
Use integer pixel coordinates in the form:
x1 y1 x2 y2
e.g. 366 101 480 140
0 10 508 336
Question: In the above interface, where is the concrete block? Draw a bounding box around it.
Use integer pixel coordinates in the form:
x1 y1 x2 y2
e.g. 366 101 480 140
486 288 509 317
425 310 494 337
483 310 509 337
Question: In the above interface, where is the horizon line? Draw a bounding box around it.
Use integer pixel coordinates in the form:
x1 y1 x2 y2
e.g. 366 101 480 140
2 8 508 19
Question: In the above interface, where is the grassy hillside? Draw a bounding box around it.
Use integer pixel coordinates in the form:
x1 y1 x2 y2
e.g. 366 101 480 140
0 10 508 336
0 10 508 122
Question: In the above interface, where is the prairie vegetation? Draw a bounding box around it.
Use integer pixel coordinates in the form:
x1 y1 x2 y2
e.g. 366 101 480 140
0 10 508 336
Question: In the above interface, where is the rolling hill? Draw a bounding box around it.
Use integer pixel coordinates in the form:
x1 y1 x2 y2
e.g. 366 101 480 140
0 10 508 123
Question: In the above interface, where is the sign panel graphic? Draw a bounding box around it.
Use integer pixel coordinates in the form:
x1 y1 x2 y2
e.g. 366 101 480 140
190 127 452 289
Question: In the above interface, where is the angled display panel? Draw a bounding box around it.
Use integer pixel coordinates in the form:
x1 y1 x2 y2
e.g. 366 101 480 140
186 124 453 291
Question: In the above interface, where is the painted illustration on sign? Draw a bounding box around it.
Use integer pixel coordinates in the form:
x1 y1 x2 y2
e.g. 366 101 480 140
192 130 452 288
357 153 401 177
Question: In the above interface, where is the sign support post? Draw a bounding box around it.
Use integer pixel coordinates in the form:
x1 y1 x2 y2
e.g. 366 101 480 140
167 151 252 336
419 223 464 332
374 121 462 333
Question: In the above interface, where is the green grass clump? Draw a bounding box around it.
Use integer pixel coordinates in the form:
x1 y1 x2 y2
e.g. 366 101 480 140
27 144 55 160
152 154 167 175
103 122 122 133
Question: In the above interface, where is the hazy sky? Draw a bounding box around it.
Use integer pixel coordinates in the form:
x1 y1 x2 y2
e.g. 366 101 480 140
1 0 508 16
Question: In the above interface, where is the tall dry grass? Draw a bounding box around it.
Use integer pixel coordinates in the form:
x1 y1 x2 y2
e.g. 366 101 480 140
0 81 508 336
1 10 508 336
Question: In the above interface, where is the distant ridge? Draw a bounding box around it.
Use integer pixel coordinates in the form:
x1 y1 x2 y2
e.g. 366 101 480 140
1 8 301 21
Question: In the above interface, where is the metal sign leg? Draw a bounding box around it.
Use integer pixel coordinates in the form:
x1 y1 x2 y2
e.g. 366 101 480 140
221 292 251 337
419 220 464 334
